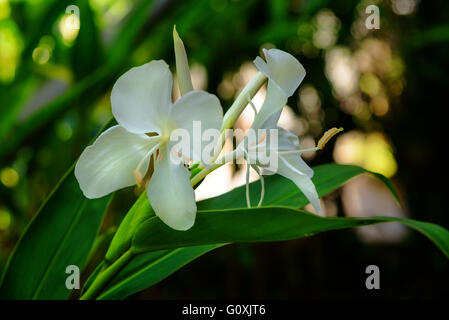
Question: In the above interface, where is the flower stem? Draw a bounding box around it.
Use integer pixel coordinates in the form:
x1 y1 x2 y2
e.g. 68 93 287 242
190 148 239 187
191 162 224 187
210 72 267 164
80 249 134 300
221 71 267 131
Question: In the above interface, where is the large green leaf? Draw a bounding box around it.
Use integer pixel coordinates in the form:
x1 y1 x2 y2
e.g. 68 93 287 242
88 164 410 300
198 163 399 209
96 245 222 300
105 194 154 264
0 168 111 299
131 207 449 259
0 122 114 300
71 0 103 80
105 164 398 263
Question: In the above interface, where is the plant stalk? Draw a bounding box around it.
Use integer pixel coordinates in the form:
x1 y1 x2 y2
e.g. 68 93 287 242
80 249 134 300
209 72 267 164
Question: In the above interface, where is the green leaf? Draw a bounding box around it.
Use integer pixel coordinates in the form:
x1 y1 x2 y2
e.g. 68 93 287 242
96 245 222 300
105 0 156 69
198 163 400 209
131 207 449 260
90 164 408 300
0 121 114 300
71 0 103 80
81 261 105 295
0 169 111 299
105 194 154 264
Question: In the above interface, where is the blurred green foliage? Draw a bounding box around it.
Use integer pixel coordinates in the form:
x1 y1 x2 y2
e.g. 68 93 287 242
1 0 449 298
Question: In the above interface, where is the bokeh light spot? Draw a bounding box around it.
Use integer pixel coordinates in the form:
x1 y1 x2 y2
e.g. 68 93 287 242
359 73 381 97
333 131 397 178
56 120 73 141
1 167 20 188
58 14 80 45
32 46 50 64
0 208 12 230
0 0 11 20
392 0 417 15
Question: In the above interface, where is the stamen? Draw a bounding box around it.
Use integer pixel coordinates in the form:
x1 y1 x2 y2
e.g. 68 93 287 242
317 127 344 150
132 170 143 187
243 149 252 208
278 147 319 155
172 149 198 168
132 141 161 185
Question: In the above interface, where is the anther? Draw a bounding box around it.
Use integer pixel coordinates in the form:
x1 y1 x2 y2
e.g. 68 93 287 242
317 127 343 150
133 170 143 187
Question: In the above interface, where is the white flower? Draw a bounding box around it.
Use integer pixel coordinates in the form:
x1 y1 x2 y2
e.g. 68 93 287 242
239 111 322 215
236 49 322 214
75 60 223 230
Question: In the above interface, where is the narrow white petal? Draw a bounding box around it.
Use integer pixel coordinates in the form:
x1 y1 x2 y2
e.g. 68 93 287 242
75 125 160 198
260 109 283 130
111 60 173 134
169 90 223 162
147 146 197 231
251 126 313 178
277 155 321 215
263 48 306 97
251 81 287 130
173 26 194 95
277 127 314 178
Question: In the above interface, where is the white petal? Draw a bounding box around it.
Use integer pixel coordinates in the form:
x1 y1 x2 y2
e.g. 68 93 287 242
251 80 287 130
263 48 306 97
254 49 306 97
277 127 314 178
255 127 314 179
111 60 173 134
260 109 282 130
277 155 321 215
169 90 223 162
254 56 270 77
74 125 160 198
147 146 197 230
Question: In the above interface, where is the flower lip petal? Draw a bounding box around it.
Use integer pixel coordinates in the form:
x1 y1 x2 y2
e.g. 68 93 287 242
111 60 173 134
147 145 197 231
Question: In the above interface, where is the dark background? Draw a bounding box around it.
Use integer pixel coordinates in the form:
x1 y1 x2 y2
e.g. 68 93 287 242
0 0 448 299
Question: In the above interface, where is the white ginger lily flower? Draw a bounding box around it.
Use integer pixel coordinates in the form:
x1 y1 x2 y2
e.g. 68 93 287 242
236 49 341 215
238 110 322 215
75 60 223 230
